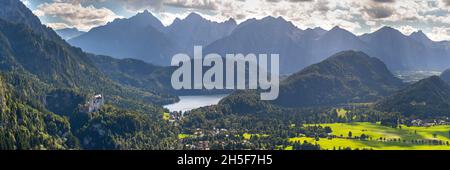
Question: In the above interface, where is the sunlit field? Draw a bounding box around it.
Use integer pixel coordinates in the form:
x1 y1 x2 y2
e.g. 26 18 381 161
289 122 450 150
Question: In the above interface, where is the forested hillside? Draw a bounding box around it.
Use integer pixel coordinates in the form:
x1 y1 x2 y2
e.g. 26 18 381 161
0 1 180 149
0 75 76 149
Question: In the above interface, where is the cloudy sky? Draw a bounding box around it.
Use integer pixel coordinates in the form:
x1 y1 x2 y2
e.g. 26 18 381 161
22 0 450 41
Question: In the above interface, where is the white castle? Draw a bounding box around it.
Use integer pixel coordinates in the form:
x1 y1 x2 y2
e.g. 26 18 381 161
80 94 104 113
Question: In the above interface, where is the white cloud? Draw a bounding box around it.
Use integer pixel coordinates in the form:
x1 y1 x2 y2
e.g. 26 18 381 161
46 22 71 30
164 0 219 10
430 26 450 41
59 0 218 11
28 0 450 40
33 2 121 31
158 11 192 26
397 25 418 35
21 0 30 6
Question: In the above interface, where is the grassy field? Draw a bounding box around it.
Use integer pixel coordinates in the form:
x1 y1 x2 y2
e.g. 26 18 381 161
289 122 450 150
335 108 348 117
178 133 194 139
242 133 270 140
162 112 170 121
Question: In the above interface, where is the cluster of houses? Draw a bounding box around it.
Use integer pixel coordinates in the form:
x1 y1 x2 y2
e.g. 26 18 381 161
180 127 239 150
410 118 449 127
167 111 183 123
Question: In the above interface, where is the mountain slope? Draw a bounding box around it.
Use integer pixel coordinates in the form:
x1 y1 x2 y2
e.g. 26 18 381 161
89 55 234 95
409 30 433 46
205 16 307 74
274 51 404 107
55 28 85 40
0 1 177 108
376 76 450 117
0 74 77 149
69 10 175 65
311 26 369 62
88 55 173 94
0 1 179 149
0 18 102 88
0 0 58 40
360 27 450 71
360 27 427 70
166 13 236 53
440 69 450 84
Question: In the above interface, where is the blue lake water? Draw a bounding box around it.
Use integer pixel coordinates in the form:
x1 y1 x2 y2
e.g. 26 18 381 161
163 94 229 113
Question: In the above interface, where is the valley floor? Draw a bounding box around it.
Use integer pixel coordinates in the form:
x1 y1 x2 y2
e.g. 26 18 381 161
289 122 450 150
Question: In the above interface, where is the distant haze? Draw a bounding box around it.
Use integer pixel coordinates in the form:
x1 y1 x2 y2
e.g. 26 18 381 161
67 11 450 74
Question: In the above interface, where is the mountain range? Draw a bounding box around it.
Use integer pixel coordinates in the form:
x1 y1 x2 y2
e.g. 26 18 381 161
68 10 175 65
67 11 450 74
166 13 237 54
69 11 237 66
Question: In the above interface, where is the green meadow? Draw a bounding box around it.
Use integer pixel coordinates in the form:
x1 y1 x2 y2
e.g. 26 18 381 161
162 112 170 121
289 122 450 150
335 108 348 117
178 134 194 139
241 133 270 140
